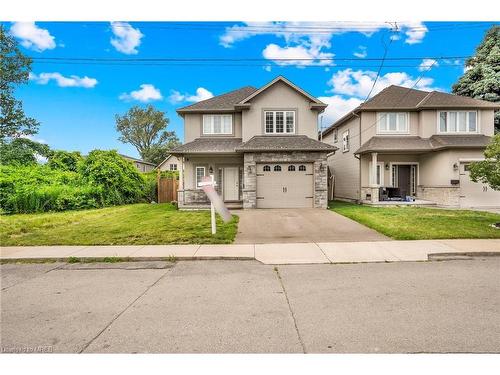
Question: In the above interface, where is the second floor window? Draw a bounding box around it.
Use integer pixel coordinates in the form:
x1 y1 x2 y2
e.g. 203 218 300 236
378 112 408 133
342 130 350 152
333 129 338 143
439 111 477 133
264 110 295 134
203 115 232 135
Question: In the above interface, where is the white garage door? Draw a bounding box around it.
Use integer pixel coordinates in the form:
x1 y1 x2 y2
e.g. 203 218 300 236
459 162 500 208
256 163 314 208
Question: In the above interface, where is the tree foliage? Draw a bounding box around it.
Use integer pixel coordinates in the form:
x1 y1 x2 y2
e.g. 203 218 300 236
469 133 500 190
0 137 50 166
452 26 500 130
0 25 40 139
115 105 180 165
48 150 83 172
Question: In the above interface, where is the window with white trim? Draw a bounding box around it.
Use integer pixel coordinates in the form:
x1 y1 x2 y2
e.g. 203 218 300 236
202 115 232 135
369 162 384 186
342 130 350 152
264 110 295 134
195 166 205 188
169 164 177 171
439 111 477 133
378 112 408 133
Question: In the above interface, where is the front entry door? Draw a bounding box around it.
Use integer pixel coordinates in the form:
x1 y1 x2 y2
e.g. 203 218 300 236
397 165 411 198
223 167 239 201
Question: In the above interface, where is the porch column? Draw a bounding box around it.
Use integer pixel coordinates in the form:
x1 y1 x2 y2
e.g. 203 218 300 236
370 152 379 203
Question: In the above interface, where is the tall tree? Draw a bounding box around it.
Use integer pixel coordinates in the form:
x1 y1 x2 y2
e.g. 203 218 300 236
469 133 500 190
452 26 500 131
115 105 180 165
0 25 40 139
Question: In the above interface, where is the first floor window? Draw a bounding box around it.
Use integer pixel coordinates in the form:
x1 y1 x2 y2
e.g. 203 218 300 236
196 166 205 188
203 115 232 135
169 164 177 171
264 110 295 134
342 130 350 152
439 111 477 133
378 112 408 133
369 162 383 186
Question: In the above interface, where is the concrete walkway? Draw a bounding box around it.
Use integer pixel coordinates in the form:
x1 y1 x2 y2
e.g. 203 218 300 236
1 239 499 265
234 209 389 243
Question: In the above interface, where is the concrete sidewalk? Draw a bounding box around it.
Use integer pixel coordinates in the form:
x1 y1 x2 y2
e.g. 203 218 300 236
1 239 499 265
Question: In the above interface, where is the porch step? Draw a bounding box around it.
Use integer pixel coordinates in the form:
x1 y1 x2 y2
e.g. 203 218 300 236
362 199 437 207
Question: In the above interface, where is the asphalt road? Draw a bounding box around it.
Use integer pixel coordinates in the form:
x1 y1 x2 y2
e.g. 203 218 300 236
1 259 499 353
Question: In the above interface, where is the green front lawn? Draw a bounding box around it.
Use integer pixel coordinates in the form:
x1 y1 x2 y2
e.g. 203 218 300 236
330 201 500 240
0 203 238 246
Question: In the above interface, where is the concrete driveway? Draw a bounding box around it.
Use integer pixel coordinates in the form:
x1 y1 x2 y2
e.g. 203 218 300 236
233 208 388 244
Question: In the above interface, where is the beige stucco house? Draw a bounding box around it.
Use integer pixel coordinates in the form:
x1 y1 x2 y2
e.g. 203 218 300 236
171 76 337 209
321 85 500 208
157 154 180 172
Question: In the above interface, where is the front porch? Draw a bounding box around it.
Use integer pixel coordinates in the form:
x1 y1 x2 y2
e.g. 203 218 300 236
361 199 437 207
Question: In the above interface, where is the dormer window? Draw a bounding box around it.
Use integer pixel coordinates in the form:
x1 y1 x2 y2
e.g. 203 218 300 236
203 115 232 135
377 113 408 134
264 110 295 134
439 111 477 133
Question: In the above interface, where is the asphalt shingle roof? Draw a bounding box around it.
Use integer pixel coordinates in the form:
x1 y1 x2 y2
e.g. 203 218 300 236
355 135 492 155
235 135 337 152
176 86 257 113
170 138 243 154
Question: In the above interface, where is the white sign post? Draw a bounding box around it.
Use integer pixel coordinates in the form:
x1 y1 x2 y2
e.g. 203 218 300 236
199 175 232 235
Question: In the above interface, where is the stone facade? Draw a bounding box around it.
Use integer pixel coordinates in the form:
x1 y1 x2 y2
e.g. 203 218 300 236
417 186 460 207
177 189 209 208
243 151 329 209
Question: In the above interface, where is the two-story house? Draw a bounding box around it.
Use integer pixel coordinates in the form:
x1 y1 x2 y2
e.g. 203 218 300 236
321 85 500 208
171 76 337 209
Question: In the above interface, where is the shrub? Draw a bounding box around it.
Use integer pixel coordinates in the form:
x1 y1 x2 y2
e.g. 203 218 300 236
47 150 83 172
79 150 147 205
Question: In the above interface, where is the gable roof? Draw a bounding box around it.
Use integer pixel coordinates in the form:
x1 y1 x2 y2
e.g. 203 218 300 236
322 85 499 137
176 86 257 114
236 76 327 108
176 76 326 114
119 154 156 166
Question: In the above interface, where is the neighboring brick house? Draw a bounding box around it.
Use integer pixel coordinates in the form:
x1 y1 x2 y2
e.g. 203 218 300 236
171 76 337 209
321 85 500 208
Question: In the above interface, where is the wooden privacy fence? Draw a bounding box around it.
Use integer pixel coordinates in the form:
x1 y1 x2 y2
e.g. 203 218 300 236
157 176 179 203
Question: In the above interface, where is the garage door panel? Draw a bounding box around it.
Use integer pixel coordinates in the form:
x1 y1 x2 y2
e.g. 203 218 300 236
256 163 313 208
459 163 500 208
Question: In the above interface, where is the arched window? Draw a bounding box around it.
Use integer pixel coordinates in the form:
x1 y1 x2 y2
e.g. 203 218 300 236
263 165 271 172
288 165 296 172
298 165 306 171
274 165 282 172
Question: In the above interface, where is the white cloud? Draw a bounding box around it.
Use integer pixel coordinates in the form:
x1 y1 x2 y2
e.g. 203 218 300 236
30 72 98 88
326 68 436 99
119 84 162 102
10 22 56 52
169 87 214 103
403 21 428 44
418 58 439 71
220 22 428 67
353 46 367 58
110 22 143 55
263 65 272 72
317 95 363 125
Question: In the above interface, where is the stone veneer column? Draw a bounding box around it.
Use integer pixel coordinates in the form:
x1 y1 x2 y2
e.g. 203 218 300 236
243 153 257 208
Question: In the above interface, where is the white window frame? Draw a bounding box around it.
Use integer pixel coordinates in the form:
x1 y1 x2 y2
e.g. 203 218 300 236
195 166 206 188
169 164 177 171
264 110 296 134
437 111 478 134
377 112 409 134
342 130 350 153
369 162 385 186
202 114 233 135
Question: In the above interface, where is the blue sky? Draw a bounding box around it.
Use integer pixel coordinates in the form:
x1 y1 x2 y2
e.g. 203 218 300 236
4 21 496 158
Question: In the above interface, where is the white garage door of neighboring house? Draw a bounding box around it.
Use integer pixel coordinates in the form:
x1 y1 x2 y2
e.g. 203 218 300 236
256 163 314 208
459 162 500 208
